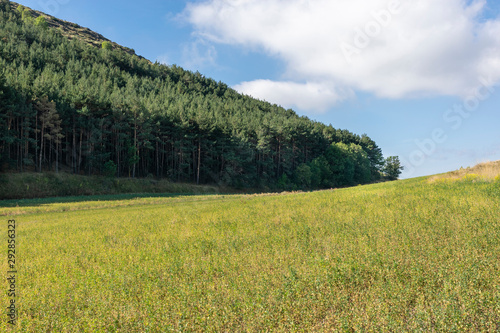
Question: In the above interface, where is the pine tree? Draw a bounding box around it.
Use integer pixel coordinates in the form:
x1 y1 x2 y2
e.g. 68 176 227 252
0 4 394 189
35 97 63 172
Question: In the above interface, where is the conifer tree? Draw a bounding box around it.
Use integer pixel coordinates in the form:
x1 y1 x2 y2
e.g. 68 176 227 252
0 4 395 189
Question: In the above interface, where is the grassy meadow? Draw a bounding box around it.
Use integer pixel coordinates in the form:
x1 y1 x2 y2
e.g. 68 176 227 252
1 169 499 331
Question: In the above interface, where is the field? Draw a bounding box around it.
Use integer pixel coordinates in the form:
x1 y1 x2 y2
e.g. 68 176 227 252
1 171 499 331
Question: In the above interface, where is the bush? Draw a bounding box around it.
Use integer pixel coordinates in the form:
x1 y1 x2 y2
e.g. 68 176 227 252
101 41 112 50
463 173 480 182
277 174 293 191
294 164 312 189
103 160 117 177
0 173 7 185
35 16 48 30
18 6 33 24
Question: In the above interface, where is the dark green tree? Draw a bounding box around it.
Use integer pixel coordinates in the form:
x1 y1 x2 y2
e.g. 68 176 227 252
35 97 63 172
294 163 312 189
0 3 392 190
383 156 404 180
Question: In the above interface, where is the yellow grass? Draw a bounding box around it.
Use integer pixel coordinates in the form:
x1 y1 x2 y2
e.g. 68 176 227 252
0 174 499 331
428 160 500 183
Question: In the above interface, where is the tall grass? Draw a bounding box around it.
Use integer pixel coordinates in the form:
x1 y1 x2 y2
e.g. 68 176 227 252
429 160 500 183
0 172 221 200
0 175 499 331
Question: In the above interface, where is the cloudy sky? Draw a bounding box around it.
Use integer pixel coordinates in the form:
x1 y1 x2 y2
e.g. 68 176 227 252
17 0 500 178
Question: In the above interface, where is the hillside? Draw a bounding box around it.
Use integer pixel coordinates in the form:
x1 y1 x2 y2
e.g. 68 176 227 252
0 0 392 191
429 160 500 183
9 1 138 56
1 166 499 330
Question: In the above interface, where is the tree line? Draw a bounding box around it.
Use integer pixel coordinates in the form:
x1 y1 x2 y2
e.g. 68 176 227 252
0 2 401 189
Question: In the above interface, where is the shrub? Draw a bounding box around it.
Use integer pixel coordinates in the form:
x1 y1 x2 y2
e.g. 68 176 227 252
35 16 48 30
294 163 312 189
103 160 117 177
101 41 112 50
463 173 479 182
18 6 33 24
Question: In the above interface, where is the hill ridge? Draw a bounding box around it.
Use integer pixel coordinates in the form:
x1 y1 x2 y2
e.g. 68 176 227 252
9 1 139 57
0 0 393 190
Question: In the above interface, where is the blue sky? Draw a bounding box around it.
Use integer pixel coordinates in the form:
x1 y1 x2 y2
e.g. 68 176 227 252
16 0 500 178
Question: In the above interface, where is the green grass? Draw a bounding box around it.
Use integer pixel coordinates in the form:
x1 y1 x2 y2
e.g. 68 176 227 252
0 172 223 200
1 176 499 331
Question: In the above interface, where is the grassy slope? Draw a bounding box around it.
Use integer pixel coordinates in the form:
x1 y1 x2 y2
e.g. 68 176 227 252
429 160 500 183
0 172 223 200
0 175 499 331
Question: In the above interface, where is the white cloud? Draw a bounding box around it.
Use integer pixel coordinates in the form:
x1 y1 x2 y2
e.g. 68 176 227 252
234 80 354 113
181 39 218 71
183 0 500 111
156 54 170 65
